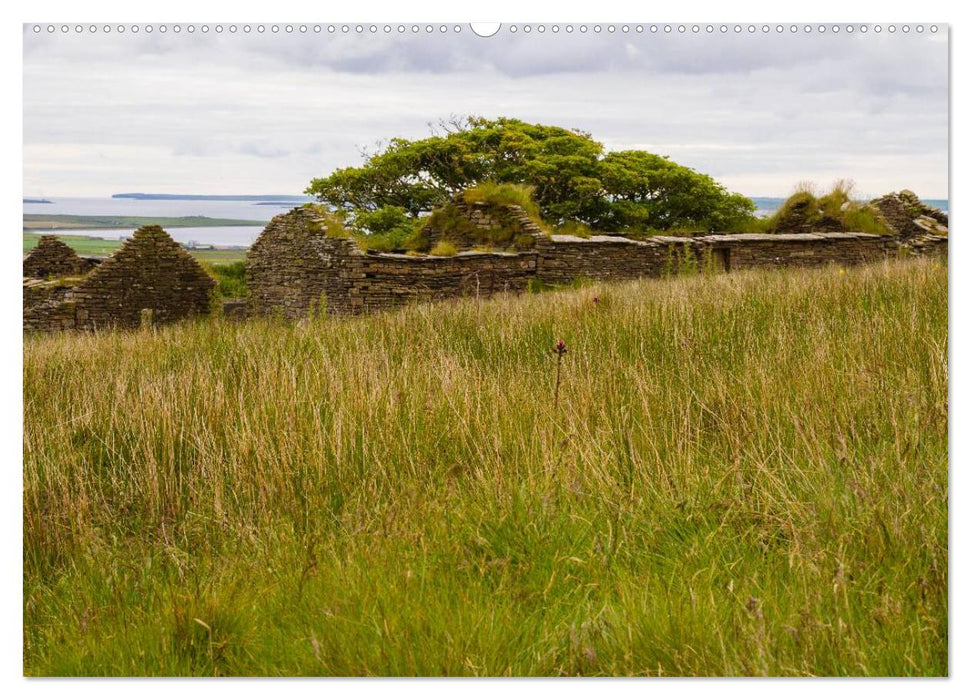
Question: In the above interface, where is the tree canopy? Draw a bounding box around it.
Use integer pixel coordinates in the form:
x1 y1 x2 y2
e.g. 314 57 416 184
306 116 756 232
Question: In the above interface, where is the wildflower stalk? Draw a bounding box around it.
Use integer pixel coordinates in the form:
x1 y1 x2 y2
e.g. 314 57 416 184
553 339 567 409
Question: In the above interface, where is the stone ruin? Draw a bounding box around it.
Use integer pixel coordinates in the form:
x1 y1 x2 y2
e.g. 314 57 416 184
24 192 948 331
22 235 98 278
870 190 949 238
245 196 947 319
24 225 215 332
421 197 546 251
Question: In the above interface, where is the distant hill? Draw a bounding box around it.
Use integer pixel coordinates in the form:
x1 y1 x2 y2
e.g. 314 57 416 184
24 214 267 230
112 193 312 202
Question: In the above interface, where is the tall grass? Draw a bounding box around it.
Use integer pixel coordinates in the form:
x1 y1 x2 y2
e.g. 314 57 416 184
461 182 542 219
203 261 247 299
764 180 890 235
23 259 947 676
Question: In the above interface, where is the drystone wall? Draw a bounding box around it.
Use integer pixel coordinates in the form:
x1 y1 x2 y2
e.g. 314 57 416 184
23 226 215 332
246 207 333 318
871 190 949 239
423 199 547 251
23 278 75 311
245 212 540 317
319 243 538 315
23 235 97 278
533 232 896 284
532 234 679 284
245 204 947 318
695 232 890 271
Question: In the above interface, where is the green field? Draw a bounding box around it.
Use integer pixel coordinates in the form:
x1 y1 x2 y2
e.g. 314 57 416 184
24 214 266 230
23 259 947 676
23 232 247 265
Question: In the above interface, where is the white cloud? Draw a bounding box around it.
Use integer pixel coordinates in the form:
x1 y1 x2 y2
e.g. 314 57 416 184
23 27 949 198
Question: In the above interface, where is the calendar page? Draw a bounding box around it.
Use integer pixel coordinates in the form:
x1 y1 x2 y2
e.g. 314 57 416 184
22 20 949 679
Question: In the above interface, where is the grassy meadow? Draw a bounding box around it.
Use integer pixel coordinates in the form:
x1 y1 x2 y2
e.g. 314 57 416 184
23 214 265 230
22 258 948 676
23 232 248 265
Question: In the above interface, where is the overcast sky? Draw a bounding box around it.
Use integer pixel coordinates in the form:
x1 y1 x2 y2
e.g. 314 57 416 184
22 24 949 199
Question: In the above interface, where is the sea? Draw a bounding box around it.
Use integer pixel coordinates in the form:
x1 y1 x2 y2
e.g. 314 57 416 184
22 196 311 248
23 195 949 248
751 197 949 219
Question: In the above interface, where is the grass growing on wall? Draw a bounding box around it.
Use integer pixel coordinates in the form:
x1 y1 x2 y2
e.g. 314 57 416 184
23 258 947 676
461 182 543 219
764 181 891 235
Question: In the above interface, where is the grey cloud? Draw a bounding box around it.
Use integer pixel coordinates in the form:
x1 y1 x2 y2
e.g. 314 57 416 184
238 141 290 158
22 26 948 198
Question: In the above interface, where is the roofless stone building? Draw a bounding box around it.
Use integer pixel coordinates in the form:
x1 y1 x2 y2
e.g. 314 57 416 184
22 235 97 279
246 198 946 319
23 225 215 332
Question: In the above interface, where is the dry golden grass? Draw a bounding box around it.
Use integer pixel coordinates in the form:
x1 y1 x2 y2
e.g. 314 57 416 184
23 258 947 676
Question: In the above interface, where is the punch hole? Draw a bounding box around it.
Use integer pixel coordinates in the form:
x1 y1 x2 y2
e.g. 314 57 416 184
469 23 501 38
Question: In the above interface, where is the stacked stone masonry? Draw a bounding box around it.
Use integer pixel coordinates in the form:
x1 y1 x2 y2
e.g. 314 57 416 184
22 235 97 278
871 190 949 239
24 225 215 332
423 199 547 251
24 200 947 332
245 204 947 319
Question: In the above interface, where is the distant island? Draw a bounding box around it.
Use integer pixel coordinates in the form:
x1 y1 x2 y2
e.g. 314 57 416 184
112 193 312 202
24 214 268 231
24 198 53 204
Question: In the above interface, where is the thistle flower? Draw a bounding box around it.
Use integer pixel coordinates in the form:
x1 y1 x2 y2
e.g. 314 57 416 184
553 339 567 408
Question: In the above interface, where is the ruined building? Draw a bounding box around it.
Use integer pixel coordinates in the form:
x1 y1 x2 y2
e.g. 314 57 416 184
23 225 215 332
245 198 946 318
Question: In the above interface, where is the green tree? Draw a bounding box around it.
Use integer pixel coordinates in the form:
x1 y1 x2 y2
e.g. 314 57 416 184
306 116 755 232
599 151 755 230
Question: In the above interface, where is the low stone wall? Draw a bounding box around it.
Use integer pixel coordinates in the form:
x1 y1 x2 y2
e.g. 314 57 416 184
24 297 78 332
322 244 538 315
534 234 679 284
244 204 946 319
24 226 215 332
697 232 891 271
534 232 891 284
23 277 76 312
